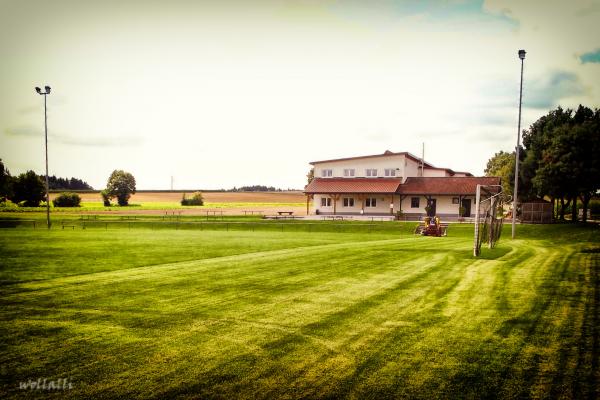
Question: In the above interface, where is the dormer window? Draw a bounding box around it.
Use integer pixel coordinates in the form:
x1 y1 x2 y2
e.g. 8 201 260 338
384 168 397 177
321 169 333 177
343 169 355 177
365 169 377 177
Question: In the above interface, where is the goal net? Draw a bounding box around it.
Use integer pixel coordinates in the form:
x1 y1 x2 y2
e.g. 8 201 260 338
473 185 510 257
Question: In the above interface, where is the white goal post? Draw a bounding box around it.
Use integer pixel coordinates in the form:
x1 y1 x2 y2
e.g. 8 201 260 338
473 184 510 257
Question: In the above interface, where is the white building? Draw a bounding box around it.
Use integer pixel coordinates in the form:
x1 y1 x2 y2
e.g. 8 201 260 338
304 150 500 218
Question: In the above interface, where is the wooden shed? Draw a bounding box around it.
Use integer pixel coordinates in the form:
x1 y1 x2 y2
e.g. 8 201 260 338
521 200 553 224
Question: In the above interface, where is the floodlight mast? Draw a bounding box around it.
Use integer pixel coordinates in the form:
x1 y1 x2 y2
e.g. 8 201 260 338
35 85 51 229
512 49 526 239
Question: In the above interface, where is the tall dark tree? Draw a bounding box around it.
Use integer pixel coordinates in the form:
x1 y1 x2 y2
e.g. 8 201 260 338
45 175 93 190
12 170 46 207
518 105 600 222
573 106 600 222
521 107 574 206
532 123 580 220
0 159 13 201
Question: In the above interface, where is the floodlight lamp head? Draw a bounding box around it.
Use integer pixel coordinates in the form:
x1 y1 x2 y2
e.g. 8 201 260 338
35 87 42 94
44 86 51 93
518 49 526 60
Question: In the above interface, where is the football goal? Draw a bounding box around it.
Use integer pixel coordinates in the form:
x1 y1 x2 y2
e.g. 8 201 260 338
473 184 511 257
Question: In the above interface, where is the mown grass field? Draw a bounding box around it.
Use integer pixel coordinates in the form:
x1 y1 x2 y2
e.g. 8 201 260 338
0 222 598 399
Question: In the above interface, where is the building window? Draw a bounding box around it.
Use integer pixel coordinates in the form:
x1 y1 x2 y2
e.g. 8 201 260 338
366 198 377 207
411 197 420 208
321 169 332 177
343 198 354 207
384 168 397 177
452 197 460 204
366 169 378 177
343 169 355 177
321 197 332 207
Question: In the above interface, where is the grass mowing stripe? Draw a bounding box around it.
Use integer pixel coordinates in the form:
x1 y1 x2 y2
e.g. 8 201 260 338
0 229 410 285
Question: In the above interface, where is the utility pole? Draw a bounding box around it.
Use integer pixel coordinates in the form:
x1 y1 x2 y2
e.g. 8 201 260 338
35 85 52 229
512 50 526 239
421 142 425 177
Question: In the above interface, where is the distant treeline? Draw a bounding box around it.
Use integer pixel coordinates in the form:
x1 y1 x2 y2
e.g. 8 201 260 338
45 175 93 190
227 185 290 192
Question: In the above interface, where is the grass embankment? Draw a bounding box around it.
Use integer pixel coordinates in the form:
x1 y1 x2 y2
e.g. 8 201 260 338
0 223 598 399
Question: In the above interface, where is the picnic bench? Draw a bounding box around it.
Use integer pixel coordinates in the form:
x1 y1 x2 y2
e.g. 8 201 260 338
321 215 348 221
263 214 300 220
277 211 294 216
369 216 394 222
242 210 263 216
200 211 224 220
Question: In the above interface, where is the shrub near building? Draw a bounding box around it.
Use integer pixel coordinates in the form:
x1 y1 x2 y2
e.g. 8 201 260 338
52 192 81 207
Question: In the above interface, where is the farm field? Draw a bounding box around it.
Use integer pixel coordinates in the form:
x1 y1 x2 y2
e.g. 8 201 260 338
44 191 307 215
0 223 598 399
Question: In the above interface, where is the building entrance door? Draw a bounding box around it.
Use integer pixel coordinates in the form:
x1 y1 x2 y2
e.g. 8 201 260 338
427 199 437 217
461 198 471 217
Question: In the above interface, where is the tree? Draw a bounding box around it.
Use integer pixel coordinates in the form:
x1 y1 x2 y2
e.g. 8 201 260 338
521 107 574 207
105 170 136 206
45 175 93 190
0 159 13 201
307 168 314 185
12 170 46 207
484 151 515 197
572 106 600 222
519 104 600 222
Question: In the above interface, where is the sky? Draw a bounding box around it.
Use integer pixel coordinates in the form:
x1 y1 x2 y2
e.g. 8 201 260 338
1 0 599 190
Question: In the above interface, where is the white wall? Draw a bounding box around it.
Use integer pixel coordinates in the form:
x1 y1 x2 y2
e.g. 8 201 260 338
312 154 472 181
313 193 476 215
313 194 401 214
313 154 407 179
400 195 475 215
423 169 449 177
404 157 421 179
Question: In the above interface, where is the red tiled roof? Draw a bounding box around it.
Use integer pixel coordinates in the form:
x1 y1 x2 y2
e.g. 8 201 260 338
423 167 474 177
304 178 402 194
397 177 501 195
310 150 434 167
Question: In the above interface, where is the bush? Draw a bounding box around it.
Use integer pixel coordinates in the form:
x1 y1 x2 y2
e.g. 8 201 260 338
395 210 404 220
100 190 111 206
0 199 20 212
52 192 81 207
181 192 204 206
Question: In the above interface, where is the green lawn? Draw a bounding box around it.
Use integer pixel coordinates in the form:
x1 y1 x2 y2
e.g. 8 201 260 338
0 223 598 399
